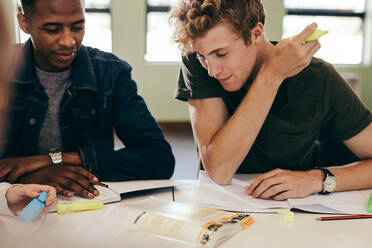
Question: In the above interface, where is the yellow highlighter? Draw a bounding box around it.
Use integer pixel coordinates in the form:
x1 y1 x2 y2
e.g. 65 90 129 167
56 201 104 214
290 28 329 42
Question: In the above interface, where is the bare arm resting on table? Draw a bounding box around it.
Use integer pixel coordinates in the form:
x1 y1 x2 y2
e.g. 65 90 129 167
192 24 321 185
247 122 372 200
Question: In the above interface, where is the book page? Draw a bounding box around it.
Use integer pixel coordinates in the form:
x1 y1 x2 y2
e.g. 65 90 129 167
198 171 288 212
57 186 120 204
37 217 200 248
104 179 193 195
287 190 372 214
99 197 254 247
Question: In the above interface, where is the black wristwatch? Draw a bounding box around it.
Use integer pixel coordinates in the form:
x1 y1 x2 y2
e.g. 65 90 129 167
318 168 336 194
48 148 62 167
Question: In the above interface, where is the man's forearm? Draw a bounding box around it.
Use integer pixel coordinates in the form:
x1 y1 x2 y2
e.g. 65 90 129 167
62 152 82 165
204 66 284 184
329 159 372 192
80 143 175 181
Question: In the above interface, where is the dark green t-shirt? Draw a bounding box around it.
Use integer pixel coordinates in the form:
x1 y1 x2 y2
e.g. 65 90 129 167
175 53 372 173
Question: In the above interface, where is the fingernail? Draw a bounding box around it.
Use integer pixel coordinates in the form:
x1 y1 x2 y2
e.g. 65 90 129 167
244 186 251 195
68 192 74 197
92 177 98 182
94 190 99 196
88 193 94 198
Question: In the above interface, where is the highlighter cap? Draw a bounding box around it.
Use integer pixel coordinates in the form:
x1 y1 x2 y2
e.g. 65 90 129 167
18 192 48 224
38 192 48 202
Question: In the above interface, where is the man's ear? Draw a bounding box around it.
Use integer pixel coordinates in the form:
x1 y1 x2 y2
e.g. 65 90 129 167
17 13 31 34
252 22 264 41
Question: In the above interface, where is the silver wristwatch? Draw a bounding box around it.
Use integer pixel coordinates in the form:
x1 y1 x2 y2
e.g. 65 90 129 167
48 148 62 167
319 168 336 194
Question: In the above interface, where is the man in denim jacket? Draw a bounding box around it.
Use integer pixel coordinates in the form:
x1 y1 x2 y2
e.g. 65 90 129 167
0 0 175 199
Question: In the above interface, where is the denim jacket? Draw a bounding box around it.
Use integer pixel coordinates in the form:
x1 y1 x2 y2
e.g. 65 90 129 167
4 39 175 181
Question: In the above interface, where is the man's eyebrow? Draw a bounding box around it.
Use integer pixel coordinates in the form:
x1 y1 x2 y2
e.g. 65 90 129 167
196 46 228 57
41 22 61 27
71 19 85 25
208 47 226 56
41 19 85 27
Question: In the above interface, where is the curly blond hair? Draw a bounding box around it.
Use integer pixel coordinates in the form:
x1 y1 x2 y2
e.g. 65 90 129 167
169 0 265 53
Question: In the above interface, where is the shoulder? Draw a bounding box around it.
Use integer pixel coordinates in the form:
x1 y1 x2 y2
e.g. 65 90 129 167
287 57 343 91
297 57 336 79
181 52 205 74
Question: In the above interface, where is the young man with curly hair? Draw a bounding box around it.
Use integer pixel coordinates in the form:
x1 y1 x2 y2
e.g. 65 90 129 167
170 0 372 200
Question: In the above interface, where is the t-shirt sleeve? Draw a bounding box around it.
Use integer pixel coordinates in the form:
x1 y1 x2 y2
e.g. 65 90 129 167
323 64 372 141
174 53 222 101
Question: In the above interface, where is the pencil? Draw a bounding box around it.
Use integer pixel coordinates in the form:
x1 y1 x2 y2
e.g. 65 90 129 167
316 215 372 221
89 180 109 188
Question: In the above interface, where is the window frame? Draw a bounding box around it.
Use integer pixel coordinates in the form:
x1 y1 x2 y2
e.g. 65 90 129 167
284 3 367 65
145 1 368 65
15 1 112 49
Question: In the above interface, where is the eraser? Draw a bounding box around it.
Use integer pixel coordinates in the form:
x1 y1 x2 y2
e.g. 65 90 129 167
367 193 372 213
18 192 48 224
56 201 104 214
276 209 295 223
290 28 328 42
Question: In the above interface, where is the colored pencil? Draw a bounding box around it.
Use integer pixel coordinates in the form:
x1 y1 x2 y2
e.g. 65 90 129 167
89 180 109 188
316 215 372 221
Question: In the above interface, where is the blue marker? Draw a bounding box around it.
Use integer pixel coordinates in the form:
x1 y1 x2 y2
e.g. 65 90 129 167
18 192 48 223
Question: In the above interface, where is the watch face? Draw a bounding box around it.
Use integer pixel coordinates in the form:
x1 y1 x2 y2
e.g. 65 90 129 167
324 176 336 193
49 149 62 164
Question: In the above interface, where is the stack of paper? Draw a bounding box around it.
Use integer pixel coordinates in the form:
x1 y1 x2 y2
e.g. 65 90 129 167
198 171 372 214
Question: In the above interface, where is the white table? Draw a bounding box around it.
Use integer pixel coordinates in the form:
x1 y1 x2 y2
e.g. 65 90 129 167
174 182 372 248
1 182 372 248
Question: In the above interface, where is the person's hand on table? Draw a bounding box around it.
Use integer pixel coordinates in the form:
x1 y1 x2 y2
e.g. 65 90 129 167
16 166 100 199
6 184 58 215
0 155 53 183
246 168 323 200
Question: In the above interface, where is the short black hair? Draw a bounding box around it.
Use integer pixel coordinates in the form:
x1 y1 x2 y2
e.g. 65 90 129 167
19 0 37 16
20 0 85 16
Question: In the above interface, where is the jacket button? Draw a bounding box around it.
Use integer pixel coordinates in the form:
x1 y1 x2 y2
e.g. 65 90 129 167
29 118 37 125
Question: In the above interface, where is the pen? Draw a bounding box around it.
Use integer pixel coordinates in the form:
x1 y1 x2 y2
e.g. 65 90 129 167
316 215 372 221
89 180 109 188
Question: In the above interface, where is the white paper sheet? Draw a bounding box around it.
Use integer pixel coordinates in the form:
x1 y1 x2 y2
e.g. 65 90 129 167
198 171 372 214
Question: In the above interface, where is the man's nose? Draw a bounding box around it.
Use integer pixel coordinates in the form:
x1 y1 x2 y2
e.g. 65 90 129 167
58 29 76 48
207 60 222 78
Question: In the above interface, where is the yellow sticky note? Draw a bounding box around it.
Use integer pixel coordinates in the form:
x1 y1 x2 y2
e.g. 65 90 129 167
290 29 328 42
57 201 104 214
276 209 295 223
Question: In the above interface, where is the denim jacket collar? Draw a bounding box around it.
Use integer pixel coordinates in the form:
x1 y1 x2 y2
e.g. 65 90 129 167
12 39 98 92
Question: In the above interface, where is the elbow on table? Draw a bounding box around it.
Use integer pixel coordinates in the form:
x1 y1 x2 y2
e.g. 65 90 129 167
206 169 233 186
151 149 175 179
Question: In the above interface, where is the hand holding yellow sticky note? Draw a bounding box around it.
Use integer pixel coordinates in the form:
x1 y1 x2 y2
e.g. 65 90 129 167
57 201 104 214
290 29 328 42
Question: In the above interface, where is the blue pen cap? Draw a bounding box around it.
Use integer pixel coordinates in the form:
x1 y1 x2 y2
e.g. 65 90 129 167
18 192 48 224
38 192 48 202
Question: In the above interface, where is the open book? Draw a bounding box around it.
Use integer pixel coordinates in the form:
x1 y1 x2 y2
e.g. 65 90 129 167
44 198 254 248
198 171 372 215
57 179 191 205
